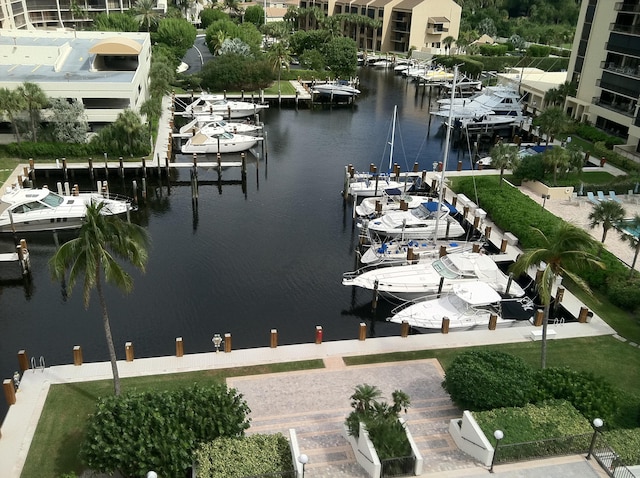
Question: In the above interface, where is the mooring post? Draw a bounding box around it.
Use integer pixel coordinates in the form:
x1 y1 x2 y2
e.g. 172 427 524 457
119 156 124 178
104 152 108 177
224 333 232 353
73 346 83 366
62 157 68 181
17 350 28 372
142 155 147 178
142 177 147 201
315 325 323 344
125 342 134 362
401 320 409 337
270 329 278 348
441 317 450 334
358 322 366 341
132 180 138 206
175 337 184 357
4 379 16 406
88 157 94 181
371 280 379 312
64 182 71 196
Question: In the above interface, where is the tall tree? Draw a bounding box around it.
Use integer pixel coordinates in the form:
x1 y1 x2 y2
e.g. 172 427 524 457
443 36 455 55
533 106 570 147
267 40 291 92
50 202 150 395
48 98 89 143
488 142 520 187
134 0 161 32
619 214 640 279
17 82 47 142
588 200 626 244
542 147 569 186
511 223 603 369
0 87 25 143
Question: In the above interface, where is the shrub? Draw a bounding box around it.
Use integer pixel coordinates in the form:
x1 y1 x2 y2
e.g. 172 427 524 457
344 385 412 460
527 45 551 57
603 428 640 465
479 44 509 56
195 434 293 478
607 277 640 310
442 350 537 410
535 368 619 423
80 384 251 477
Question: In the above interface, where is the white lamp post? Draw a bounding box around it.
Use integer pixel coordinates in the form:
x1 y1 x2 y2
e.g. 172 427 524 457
587 418 603 460
298 453 309 478
489 430 503 473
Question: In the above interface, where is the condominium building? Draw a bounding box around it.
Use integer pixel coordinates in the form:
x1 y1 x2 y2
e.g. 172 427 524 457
0 0 167 30
298 0 461 55
0 29 151 126
566 0 640 160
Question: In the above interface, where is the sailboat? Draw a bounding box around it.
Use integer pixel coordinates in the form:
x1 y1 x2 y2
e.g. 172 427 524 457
346 106 416 197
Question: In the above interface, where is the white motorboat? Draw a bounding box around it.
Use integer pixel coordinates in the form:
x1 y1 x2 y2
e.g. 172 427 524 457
184 94 268 119
459 114 524 133
387 281 534 330
313 83 360 97
355 188 425 217
364 202 465 240
179 116 262 136
359 238 479 265
432 85 524 120
417 68 455 85
476 145 540 167
181 130 261 154
0 186 131 233
342 251 525 301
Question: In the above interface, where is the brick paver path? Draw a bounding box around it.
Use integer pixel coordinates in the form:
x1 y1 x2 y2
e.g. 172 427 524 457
227 359 476 477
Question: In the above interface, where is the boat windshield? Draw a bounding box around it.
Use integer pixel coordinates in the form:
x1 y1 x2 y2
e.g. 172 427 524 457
40 191 64 207
412 205 435 220
432 257 461 279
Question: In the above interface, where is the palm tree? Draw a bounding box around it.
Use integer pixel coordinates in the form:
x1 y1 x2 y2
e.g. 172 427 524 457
17 82 47 142
50 202 150 395
442 36 455 55
267 41 292 93
511 223 603 369
0 87 25 143
533 106 570 147
350 384 382 413
542 147 570 186
134 0 161 32
488 143 520 187
619 214 640 278
588 200 626 244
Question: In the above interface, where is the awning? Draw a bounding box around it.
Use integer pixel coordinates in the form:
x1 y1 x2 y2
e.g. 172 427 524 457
89 37 142 55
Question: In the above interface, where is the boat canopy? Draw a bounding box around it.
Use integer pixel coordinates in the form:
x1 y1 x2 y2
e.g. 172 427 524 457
422 201 458 214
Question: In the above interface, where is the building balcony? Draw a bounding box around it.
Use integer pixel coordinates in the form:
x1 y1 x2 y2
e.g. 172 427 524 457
610 22 640 35
592 97 635 118
600 61 640 79
426 27 448 34
615 2 640 12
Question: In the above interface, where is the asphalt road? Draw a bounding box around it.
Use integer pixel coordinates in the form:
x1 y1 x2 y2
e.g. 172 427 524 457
181 34 214 74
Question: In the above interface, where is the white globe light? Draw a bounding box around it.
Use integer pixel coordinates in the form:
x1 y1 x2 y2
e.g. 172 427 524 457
593 418 603 428
494 430 504 440
298 454 309 465
146 472 158 478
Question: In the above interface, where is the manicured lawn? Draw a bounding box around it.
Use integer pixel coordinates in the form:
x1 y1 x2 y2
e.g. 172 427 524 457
21 360 323 478
0 157 23 183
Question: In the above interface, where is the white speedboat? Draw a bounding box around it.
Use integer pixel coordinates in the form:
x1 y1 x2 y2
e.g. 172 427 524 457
364 202 465 240
387 281 534 330
313 83 360 97
0 186 131 233
417 68 455 85
359 238 479 265
184 94 268 119
179 116 262 136
355 188 425 217
342 251 525 301
181 130 261 154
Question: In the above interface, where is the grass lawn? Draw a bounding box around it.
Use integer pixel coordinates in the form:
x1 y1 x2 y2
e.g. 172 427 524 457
0 157 24 183
21 360 323 478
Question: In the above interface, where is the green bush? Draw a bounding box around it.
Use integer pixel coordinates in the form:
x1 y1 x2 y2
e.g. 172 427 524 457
199 54 272 91
479 44 509 56
80 384 251 477
603 428 640 465
195 434 293 478
535 368 619 423
442 350 537 410
0 141 105 159
527 45 551 57
607 277 640 311
473 400 592 444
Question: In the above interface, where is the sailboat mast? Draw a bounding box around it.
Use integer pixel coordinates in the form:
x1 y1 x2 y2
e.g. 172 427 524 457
433 65 458 239
389 105 397 172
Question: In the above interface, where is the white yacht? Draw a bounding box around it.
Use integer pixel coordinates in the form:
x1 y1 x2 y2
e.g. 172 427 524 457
179 116 262 136
181 130 261 154
342 251 525 301
432 85 524 120
184 94 268 119
0 186 130 233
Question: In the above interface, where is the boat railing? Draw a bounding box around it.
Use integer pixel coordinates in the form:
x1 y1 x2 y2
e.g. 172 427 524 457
389 292 443 316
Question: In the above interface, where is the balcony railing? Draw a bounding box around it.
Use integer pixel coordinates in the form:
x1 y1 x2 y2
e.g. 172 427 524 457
610 22 640 35
615 2 640 12
592 97 635 118
600 62 640 79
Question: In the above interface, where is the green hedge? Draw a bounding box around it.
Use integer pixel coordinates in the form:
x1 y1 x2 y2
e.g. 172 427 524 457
194 434 293 478
603 428 640 465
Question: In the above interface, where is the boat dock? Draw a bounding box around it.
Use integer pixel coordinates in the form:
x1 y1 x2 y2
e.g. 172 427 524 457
0 239 31 276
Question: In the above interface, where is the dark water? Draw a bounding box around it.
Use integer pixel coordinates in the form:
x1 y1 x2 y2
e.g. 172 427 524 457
0 68 474 419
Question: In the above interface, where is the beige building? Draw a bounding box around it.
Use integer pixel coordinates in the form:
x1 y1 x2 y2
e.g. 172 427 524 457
0 29 151 126
566 0 640 161
0 0 167 30
298 0 460 55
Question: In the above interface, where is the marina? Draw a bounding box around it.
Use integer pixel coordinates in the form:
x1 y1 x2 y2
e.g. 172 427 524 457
0 66 628 425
